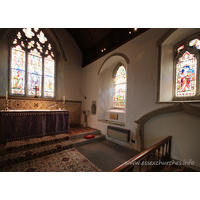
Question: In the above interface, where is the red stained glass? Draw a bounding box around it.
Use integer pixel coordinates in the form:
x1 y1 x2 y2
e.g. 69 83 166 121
175 51 197 97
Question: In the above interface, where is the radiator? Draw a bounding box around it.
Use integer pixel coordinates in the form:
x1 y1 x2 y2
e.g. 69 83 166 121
107 126 130 142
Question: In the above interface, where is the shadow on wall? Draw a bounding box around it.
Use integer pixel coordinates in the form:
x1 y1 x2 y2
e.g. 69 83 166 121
144 111 200 168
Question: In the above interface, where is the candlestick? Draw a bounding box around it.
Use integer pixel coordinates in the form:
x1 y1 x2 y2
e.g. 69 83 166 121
63 95 65 103
4 99 9 111
6 91 8 100
62 101 66 110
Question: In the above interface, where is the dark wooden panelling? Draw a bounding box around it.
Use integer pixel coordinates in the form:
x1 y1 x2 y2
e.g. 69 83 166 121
66 28 149 67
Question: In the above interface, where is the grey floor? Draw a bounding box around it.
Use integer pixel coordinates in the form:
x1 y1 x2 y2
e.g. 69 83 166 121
75 139 140 172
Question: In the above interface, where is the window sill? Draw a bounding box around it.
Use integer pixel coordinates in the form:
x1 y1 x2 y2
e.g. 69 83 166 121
156 101 200 104
0 96 56 101
97 119 125 126
107 109 125 113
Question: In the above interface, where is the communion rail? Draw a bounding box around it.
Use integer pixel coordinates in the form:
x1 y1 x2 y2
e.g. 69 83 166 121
111 136 172 172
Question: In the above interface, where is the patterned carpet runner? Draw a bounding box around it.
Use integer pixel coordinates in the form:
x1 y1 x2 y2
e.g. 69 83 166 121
4 133 72 168
2 125 102 172
3 148 101 172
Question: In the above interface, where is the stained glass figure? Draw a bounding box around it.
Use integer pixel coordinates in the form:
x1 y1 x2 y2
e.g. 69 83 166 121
27 49 42 96
113 65 126 108
177 45 184 54
189 38 200 49
175 51 197 97
10 45 26 95
23 28 35 38
44 55 55 97
37 31 47 44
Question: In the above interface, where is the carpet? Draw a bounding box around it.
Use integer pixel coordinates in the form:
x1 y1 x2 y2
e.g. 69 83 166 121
161 164 184 172
3 148 102 172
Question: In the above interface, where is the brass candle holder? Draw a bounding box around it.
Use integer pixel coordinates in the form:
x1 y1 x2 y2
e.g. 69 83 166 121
62 102 66 110
4 99 9 111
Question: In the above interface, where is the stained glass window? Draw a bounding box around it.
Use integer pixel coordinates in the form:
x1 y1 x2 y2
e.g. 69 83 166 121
23 28 35 38
27 49 42 96
113 65 126 108
44 55 55 97
175 51 197 97
189 38 200 49
37 31 47 44
10 28 55 98
10 45 26 95
177 45 184 54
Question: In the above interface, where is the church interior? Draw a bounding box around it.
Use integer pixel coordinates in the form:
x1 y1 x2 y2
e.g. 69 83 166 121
0 27 200 175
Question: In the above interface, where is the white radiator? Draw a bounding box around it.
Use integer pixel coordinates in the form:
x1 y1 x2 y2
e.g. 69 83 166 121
107 126 130 142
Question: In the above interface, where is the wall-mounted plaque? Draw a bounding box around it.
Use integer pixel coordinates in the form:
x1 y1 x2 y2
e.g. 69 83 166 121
110 114 118 120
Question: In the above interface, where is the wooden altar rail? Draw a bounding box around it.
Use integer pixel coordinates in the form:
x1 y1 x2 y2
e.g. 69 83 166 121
110 136 172 172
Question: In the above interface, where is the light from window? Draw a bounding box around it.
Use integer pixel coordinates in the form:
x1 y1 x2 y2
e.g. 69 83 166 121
177 45 184 54
44 55 55 97
10 45 26 95
113 65 126 108
27 49 42 96
10 28 55 97
189 38 200 49
23 28 35 39
37 31 47 44
175 51 197 97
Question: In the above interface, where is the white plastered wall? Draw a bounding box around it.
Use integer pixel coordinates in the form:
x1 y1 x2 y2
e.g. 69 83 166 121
81 28 200 168
144 111 200 167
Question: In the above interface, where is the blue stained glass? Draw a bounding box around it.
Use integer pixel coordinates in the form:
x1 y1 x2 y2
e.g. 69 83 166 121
27 50 42 96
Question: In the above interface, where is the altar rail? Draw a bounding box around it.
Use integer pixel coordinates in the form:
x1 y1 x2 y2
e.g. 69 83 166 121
0 110 69 144
110 136 172 172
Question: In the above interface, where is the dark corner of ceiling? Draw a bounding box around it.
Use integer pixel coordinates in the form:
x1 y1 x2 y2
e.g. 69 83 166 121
65 28 149 67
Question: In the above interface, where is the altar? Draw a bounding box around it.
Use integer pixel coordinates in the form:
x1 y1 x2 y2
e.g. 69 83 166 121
0 110 69 144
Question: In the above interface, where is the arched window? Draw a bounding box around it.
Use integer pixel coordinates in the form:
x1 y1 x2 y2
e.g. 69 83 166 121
10 28 55 98
173 33 200 101
113 64 126 108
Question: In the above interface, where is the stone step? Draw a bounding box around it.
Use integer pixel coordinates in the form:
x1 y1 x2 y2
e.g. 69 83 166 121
69 130 101 140
4 140 73 167
5 133 69 154
71 134 105 147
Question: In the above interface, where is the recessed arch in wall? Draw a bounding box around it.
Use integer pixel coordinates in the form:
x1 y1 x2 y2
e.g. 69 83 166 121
98 52 130 75
134 103 200 151
97 52 130 125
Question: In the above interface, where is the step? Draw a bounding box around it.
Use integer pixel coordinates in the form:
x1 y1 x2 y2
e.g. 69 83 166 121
5 133 69 154
71 134 105 147
69 130 101 140
4 140 73 167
